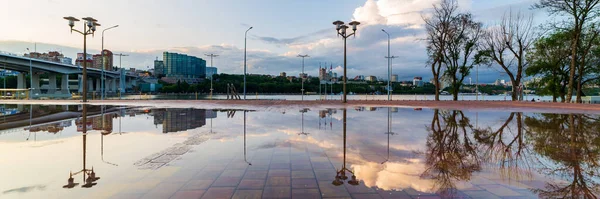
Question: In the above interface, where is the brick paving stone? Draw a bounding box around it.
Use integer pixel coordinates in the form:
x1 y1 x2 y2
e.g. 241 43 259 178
247 164 270 171
237 179 266 190
268 169 291 177
291 189 321 199
244 170 268 179
170 190 206 199
462 190 502 199
317 180 350 198
267 176 291 186
221 170 246 177
353 193 384 199
292 178 318 189
201 187 235 199
344 183 377 194
291 170 315 179
263 186 291 199
232 190 263 199
227 162 251 170
270 163 291 169
291 163 313 170
194 170 223 180
141 182 185 199
180 179 214 190
212 177 242 187
469 176 497 185
313 169 336 181
376 189 412 199
403 188 438 197
311 162 334 169
109 192 144 199
478 184 522 197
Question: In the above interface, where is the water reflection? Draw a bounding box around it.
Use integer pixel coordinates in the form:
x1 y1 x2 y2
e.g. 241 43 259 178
422 110 481 196
332 109 360 186
526 114 600 198
63 105 100 189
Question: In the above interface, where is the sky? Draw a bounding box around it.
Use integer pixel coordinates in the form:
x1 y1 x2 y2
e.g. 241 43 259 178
0 0 545 83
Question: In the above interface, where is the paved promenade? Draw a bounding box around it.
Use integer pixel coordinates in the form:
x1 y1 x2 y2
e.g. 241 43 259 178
3 99 600 114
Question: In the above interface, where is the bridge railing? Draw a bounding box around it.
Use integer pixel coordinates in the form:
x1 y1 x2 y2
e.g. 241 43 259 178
0 89 30 100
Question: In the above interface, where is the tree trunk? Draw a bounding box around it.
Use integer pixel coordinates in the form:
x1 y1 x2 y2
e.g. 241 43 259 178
576 64 583 103
452 79 459 101
566 24 581 103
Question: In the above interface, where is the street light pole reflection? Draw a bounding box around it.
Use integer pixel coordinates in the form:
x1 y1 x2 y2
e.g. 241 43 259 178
332 109 359 186
299 108 309 136
382 107 395 164
63 105 100 188
244 111 251 166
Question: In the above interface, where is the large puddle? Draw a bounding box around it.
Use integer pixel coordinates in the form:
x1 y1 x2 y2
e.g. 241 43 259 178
0 104 598 198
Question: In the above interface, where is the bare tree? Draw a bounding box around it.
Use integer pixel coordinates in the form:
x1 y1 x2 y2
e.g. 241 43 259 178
534 0 600 103
476 11 535 101
443 13 482 101
424 0 458 101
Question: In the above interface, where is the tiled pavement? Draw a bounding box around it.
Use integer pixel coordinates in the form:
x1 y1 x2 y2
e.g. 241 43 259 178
109 144 542 199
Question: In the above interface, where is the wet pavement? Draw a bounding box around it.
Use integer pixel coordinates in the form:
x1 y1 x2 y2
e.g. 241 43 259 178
0 104 599 198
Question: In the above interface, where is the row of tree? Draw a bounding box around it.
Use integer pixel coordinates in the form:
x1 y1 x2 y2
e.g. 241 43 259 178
425 0 600 103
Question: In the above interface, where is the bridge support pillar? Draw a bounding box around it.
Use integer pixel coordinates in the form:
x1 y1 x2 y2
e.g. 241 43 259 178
95 78 101 92
110 78 117 93
48 74 57 94
31 73 40 95
78 75 83 93
17 73 25 89
61 74 69 94
88 78 94 93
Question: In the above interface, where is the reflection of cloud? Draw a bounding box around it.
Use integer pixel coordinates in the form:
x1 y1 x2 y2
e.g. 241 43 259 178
353 159 435 192
2 185 46 194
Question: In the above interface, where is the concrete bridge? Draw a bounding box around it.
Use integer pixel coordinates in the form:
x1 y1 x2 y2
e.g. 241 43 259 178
0 53 138 98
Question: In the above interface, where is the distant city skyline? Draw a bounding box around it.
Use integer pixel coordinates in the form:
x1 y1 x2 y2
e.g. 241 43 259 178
0 0 542 83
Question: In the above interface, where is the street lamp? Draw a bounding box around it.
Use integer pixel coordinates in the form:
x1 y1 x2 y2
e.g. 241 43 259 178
64 16 101 102
333 109 359 186
26 48 32 99
297 54 309 100
332 20 360 103
244 27 253 100
385 55 398 99
101 25 119 100
205 54 218 100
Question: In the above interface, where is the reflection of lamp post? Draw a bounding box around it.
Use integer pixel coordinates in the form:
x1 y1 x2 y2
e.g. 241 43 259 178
100 106 118 166
26 48 33 99
244 111 252 165
382 107 394 164
332 20 360 103
63 105 100 189
333 109 359 186
299 108 309 135
63 16 101 102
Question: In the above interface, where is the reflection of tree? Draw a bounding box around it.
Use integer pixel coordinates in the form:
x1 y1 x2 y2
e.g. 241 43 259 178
526 113 600 198
422 110 481 195
474 112 533 180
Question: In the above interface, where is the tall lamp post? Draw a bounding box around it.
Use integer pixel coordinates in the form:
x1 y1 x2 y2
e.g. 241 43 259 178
332 20 360 103
101 25 118 100
114 53 128 97
385 55 398 99
205 53 218 100
26 48 33 99
297 54 309 100
381 29 391 101
243 27 253 100
63 16 101 102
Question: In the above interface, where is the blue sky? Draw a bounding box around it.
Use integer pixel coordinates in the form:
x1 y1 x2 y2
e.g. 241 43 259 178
0 0 543 83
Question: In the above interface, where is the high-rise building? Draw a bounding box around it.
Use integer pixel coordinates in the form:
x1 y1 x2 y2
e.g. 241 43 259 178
25 51 71 64
319 68 329 81
92 50 114 70
153 108 207 133
413 76 423 87
154 60 165 77
206 67 217 78
366 76 377 82
75 53 93 67
162 52 206 83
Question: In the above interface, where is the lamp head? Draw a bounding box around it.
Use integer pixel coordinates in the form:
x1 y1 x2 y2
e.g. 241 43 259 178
63 16 79 29
333 20 344 31
340 25 349 34
349 21 360 32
